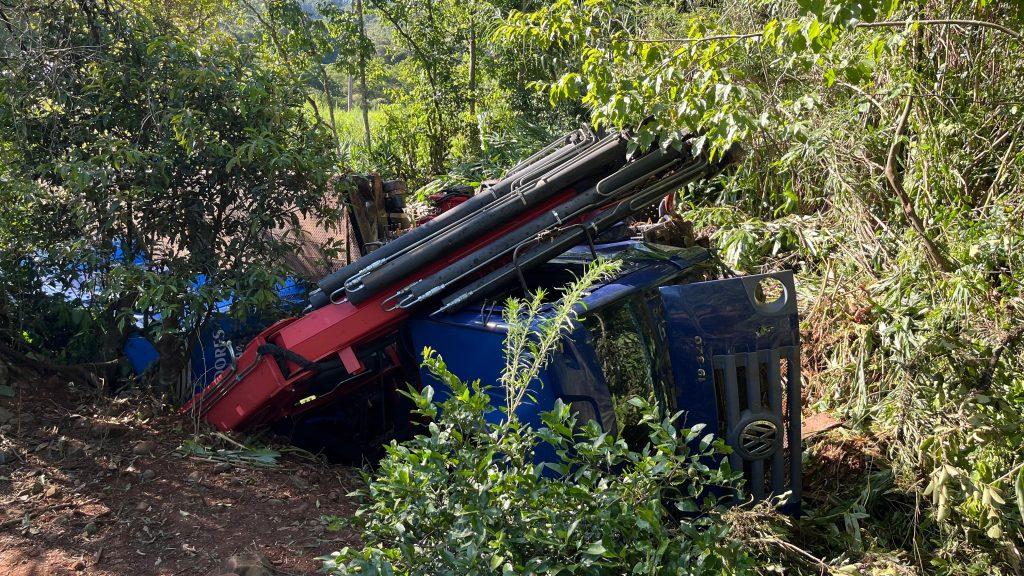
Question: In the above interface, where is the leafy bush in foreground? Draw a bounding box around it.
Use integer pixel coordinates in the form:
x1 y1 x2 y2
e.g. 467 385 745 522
324 262 750 575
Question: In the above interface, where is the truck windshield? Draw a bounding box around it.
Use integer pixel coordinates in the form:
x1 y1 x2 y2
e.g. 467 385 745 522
582 295 665 449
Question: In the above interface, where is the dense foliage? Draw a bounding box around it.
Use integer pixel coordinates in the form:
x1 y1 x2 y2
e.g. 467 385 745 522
2 0 1022 573
0 0 339 392
327 0 585 185
325 263 750 575
493 0 1024 573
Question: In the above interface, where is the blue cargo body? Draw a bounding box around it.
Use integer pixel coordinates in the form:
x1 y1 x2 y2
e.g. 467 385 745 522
123 277 309 391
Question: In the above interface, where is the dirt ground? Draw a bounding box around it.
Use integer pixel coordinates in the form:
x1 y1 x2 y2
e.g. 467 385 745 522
0 371 360 575
0 354 863 576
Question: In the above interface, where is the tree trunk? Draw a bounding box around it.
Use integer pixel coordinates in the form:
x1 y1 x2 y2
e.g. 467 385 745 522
355 0 372 151
347 74 354 112
468 17 480 150
99 290 137 381
320 67 343 157
156 313 187 400
884 93 954 273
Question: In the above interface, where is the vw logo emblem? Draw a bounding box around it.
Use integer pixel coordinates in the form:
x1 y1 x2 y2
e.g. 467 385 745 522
736 418 780 460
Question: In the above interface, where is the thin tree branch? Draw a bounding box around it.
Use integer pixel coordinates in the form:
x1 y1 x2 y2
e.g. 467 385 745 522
979 324 1024 392
633 18 1022 44
858 19 1022 41
354 0 372 151
0 341 113 388
237 0 335 142
633 32 762 44
884 93 953 273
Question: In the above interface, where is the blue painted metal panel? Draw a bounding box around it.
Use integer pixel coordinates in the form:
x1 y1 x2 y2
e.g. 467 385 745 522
547 323 616 432
659 273 800 434
659 271 802 507
124 335 159 374
123 276 311 393
408 242 716 464
189 316 247 392
407 316 558 428
572 245 709 314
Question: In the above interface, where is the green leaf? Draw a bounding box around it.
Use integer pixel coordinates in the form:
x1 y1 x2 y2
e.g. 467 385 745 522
1015 467 1024 524
698 433 715 451
584 541 607 556
626 397 647 408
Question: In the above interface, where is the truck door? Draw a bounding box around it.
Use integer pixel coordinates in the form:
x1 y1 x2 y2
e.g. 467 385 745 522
658 272 801 507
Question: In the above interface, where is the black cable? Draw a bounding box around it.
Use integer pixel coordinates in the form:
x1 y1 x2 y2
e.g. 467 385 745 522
256 343 322 374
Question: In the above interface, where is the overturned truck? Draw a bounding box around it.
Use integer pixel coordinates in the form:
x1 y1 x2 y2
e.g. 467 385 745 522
184 129 802 506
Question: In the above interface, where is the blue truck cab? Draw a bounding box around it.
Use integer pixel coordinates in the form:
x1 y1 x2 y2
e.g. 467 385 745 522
408 240 802 506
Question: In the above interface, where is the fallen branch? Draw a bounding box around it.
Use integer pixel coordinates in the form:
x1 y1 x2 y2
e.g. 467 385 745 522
751 537 829 571
635 18 1023 44
979 325 1024 392
858 19 1023 41
883 93 954 273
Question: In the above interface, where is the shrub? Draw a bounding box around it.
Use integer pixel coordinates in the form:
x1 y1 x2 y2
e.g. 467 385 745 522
323 261 751 575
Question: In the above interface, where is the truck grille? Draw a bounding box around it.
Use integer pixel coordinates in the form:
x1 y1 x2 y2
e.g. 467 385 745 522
713 346 801 506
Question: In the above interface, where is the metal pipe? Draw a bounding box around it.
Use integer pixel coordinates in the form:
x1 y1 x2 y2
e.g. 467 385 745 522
342 132 627 299
308 128 598 309
434 158 714 313
505 126 591 178
338 137 594 299
343 133 632 304
388 148 689 310
339 131 631 298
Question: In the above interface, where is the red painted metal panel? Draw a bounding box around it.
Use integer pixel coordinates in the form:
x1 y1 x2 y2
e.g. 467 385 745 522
183 189 577 431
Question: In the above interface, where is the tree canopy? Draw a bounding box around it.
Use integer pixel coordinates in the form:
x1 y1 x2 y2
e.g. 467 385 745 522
1 0 339 389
